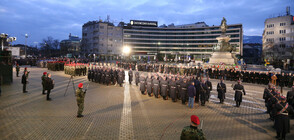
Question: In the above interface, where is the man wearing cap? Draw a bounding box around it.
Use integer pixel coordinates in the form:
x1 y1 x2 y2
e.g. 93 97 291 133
180 79 188 104
180 115 206 140
217 78 226 104
16 64 20 77
41 72 47 95
273 96 294 140
205 77 212 102
200 79 208 106
233 80 246 107
76 83 86 118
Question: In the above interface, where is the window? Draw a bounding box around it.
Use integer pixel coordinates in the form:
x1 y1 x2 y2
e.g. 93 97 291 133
266 38 274 42
109 38 113 41
279 37 286 41
100 26 104 29
279 30 286 34
266 31 274 35
280 44 286 48
280 23 286 26
267 24 274 28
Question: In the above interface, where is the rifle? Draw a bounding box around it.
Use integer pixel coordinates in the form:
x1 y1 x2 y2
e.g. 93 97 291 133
200 120 204 130
84 82 90 93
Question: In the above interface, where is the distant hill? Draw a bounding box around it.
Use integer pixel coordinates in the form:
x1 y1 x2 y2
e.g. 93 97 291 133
243 35 262 44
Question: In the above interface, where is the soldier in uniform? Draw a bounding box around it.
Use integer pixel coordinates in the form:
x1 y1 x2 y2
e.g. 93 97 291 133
194 77 201 103
76 83 86 118
233 80 246 107
41 72 47 95
279 73 286 94
176 76 182 100
128 68 133 84
160 75 168 100
118 69 124 87
217 78 226 103
105 69 111 86
263 84 273 113
180 115 206 140
152 75 160 98
45 73 54 101
180 79 188 104
169 77 177 102
273 96 294 140
146 74 153 97
135 70 140 86
16 64 20 77
205 77 212 102
200 79 208 106
139 74 146 94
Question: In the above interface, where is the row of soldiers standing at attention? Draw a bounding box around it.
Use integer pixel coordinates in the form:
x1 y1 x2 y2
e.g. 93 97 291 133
117 62 294 88
64 63 87 76
263 84 294 140
87 66 126 87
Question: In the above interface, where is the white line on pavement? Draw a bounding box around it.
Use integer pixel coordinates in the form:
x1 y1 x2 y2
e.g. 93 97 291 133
119 72 134 140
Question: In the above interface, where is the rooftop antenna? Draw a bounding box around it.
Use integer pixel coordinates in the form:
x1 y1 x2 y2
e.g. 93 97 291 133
107 15 110 22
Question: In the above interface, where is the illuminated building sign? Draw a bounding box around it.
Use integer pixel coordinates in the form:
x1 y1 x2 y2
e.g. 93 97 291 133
130 20 158 27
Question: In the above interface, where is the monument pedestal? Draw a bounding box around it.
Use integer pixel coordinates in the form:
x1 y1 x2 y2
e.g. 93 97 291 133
209 52 235 65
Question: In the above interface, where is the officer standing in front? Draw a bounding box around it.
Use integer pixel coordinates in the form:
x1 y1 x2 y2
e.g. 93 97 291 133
180 115 206 140
76 83 86 118
217 78 226 104
273 96 294 140
233 80 246 107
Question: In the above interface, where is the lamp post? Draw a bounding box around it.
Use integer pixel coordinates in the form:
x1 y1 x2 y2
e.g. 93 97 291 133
25 34 28 58
122 46 131 61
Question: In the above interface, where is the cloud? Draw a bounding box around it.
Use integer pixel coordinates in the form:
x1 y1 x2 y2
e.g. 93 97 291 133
0 0 292 45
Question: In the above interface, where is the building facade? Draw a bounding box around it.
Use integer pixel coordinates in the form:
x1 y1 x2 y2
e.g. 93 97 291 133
262 7 294 68
82 20 123 59
60 33 81 57
123 20 243 61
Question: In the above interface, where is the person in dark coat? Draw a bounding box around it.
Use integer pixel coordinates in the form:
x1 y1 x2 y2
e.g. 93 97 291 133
188 82 196 108
146 74 153 97
152 75 160 98
180 79 188 104
105 69 111 86
169 77 177 102
200 79 208 106
21 71 28 93
176 76 182 100
160 75 168 100
217 78 226 103
194 77 201 103
128 68 133 84
233 80 246 107
279 73 286 94
45 73 54 101
205 77 212 102
273 96 294 140
139 74 146 94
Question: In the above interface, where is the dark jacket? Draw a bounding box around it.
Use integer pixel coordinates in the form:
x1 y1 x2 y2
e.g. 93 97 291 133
188 84 196 98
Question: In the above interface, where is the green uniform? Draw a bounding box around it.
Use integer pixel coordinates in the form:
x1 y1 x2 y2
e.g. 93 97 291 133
180 125 206 140
76 88 86 116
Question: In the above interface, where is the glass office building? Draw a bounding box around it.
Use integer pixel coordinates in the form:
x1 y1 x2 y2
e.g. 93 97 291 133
123 20 243 61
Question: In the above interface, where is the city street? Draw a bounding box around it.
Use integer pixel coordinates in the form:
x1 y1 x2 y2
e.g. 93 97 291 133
0 66 293 140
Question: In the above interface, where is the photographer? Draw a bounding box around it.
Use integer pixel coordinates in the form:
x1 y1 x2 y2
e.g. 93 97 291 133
45 73 54 101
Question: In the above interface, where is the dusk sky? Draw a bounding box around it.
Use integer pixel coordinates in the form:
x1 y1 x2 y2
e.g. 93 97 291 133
0 0 292 46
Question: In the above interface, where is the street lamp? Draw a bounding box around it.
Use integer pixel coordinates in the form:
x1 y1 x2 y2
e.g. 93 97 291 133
25 34 28 58
122 46 131 61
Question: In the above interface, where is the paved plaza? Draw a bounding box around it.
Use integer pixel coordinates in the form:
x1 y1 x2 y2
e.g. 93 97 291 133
0 66 293 140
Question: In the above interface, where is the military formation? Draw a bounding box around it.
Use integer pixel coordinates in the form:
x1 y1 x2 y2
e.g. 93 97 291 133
64 63 87 76
263 84 294 140
87 65 125 87
47 61 65 71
